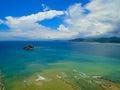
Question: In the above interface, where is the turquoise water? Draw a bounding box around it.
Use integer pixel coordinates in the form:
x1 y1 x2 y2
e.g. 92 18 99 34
0 41 120 88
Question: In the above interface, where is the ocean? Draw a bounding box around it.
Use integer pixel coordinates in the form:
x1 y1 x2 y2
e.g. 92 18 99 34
0 41 120 90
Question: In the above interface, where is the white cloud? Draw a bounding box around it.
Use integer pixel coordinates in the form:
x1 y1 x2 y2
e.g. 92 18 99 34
63 0 120 37
0 10 77 40
0 19 4 24
5 10 64 30
57 24 69 32
0 0 119 40
0 28 77 40
41 4 50 11
0 10 70 40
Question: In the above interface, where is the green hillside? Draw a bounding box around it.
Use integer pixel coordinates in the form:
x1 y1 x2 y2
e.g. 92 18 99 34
69 37 120 43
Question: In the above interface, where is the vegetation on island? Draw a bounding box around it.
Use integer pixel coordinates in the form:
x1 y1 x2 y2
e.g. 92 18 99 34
69 37 120 43
24 45 35 50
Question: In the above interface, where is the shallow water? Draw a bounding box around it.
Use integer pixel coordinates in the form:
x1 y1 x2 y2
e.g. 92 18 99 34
0 41 120 90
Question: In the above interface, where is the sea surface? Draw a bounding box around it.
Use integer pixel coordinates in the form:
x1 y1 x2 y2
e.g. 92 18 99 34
0 41 120 90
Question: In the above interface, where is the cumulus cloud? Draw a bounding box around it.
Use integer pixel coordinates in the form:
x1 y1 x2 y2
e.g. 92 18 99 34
57 24 69 32
0 27 77 40
0 9 77 40
5 10 64 30
41 4 50 11
63 0 120 37
0 0 119 40
0 19 4 24
0 10 70 40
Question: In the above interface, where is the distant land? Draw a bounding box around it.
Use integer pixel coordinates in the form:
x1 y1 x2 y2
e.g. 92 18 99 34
69 37 120 43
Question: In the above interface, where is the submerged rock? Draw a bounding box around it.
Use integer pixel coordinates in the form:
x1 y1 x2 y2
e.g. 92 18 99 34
0 84 4 90
24 45 34 50
92 76 102 79
35 75 46 81
0 71 5 90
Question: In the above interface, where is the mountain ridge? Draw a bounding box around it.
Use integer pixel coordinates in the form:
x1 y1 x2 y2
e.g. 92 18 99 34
69 37 120 43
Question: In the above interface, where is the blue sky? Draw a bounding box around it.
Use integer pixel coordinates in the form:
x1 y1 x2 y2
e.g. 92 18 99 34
0 0 89 18
0 0 119 40
0 0 89 29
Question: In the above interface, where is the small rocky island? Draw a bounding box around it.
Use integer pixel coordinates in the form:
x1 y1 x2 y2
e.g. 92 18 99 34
24 45 35 50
